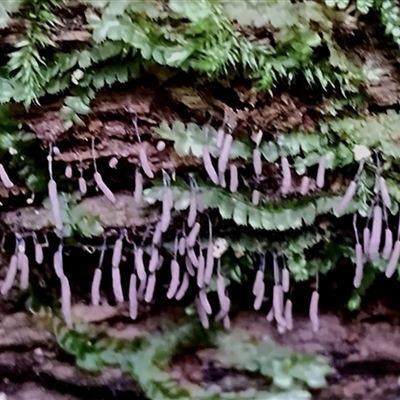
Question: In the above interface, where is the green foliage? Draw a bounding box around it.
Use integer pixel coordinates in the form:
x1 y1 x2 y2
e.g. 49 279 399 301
0 0 365 119
43 191 104 238
84 1 270 75
153 115 400 219
155 120 252 160
0 0 393 322
56 319 215 399
322 111 400 167
379 0 400 47
219 0 330 32
223 233 344 284
0 15 141 113
52 41 141 127
160 229 324 286
168 109 396 172
325 0 381 14
5 131 48 193
61 89 95 130
0 106 49 193
325 0 374 13
154 120 355 172
84 0 363 94
6 0 60 107
324 0 400 48
44 41 140 127
144 178 353 232
215 330 332 391
149 223 353 288
224 228 382 305
0 0 23 28
55 318 332 400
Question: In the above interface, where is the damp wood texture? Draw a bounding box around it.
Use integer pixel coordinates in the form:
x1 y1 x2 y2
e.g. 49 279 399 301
1 1 400 399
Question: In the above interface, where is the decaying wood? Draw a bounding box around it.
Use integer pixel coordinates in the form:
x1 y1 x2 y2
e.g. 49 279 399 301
0 194 159 232
1 6 400 400
0 304 395 400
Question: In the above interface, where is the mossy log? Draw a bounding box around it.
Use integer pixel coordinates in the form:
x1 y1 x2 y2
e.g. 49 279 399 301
1 1 400 399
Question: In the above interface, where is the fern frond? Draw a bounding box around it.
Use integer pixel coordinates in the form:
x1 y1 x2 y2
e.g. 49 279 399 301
154 120 354 171
0 0 23 29
83 0 363 94
6 0 61 107
56 317 331 400
143 179 355 232
379 0 400 47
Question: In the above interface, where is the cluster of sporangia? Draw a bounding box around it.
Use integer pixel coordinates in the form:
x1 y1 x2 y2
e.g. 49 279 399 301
336 153 399 288
203 126 327 200
201 124 326 332
0 120 334 332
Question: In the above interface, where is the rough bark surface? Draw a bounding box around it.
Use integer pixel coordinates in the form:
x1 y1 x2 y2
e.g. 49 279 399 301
1 4 400 400
2 300 400 400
